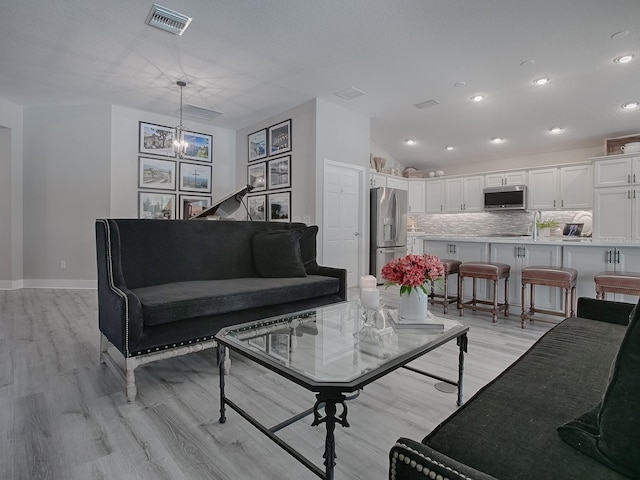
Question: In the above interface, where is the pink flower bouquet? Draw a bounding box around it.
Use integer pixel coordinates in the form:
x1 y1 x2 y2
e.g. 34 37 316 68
381 254 444 296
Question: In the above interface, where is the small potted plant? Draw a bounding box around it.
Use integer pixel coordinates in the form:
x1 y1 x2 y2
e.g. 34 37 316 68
536 218 559 237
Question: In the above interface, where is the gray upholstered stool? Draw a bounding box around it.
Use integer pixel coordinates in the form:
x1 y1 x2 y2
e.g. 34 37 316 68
594 271 640 299
429 259 461 314
521 266 577 328
458 262 510 323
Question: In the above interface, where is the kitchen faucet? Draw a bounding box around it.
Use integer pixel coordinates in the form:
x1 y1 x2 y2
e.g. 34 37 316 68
532 210 542 241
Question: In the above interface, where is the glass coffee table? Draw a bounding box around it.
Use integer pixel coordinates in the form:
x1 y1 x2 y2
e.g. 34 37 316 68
215 301 468 480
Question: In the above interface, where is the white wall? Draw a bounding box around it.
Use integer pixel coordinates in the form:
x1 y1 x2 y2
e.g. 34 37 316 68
0 98 24 289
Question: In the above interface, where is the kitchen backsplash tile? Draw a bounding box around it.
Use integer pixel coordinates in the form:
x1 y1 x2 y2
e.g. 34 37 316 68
409 210 590 237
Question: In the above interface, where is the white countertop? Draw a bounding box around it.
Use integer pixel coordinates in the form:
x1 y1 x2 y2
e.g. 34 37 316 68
412 234 640 247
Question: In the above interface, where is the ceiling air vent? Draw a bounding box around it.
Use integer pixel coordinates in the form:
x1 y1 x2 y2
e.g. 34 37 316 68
182 104 223 121
414 99 440 109
334 87 366 100
145 4 192 36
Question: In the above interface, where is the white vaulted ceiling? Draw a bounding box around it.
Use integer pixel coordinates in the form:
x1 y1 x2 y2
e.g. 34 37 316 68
0 0 638 170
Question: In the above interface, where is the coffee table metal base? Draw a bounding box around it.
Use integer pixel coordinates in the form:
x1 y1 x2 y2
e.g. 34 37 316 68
216 333 467 479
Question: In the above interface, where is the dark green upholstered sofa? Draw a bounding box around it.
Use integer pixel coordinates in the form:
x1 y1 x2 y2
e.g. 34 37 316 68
390 297 640 480
95 219 346 402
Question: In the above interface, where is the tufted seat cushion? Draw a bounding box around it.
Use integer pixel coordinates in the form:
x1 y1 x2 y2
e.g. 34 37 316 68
459 262 510 280
594 272 640 297
522 266 578 288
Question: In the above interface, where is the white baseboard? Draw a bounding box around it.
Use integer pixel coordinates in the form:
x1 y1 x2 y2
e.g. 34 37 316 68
19 279 97 290
0 279 24 290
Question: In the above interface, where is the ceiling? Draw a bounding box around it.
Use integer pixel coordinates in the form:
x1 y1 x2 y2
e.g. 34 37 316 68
1 0 639 171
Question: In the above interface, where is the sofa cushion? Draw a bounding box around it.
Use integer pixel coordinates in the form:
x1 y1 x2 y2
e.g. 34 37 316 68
557 300 640 478
300 225 319 274
252 229 307 278
133 276 339 326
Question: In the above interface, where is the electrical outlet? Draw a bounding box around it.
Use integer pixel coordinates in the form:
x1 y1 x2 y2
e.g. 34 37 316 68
60 260 67 270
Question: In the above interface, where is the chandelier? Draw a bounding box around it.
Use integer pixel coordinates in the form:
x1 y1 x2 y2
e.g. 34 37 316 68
173 80 189 158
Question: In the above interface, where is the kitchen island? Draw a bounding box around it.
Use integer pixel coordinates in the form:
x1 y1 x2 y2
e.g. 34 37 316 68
413 234 640 313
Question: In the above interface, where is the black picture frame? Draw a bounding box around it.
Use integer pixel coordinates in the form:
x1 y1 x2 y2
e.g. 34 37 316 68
268 119 292 156
179 162 212 193
179 195 212 219
182 130 213 162
268 191 291 223
247 162 267 192
138 192 176 219
139 121 175 157
268 155 291 190
248 128 267 162
247 194 267 221
138 156 176 190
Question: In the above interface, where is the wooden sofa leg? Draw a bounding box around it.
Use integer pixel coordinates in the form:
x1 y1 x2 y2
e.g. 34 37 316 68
125 359 138 403
99 333 109 364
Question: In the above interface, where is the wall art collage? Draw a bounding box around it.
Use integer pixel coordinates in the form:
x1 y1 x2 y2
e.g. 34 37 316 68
137 121 213 220
246 119 292 222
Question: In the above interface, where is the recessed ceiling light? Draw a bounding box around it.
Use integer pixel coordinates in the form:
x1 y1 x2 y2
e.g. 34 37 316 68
446 145 454 151
491 137 505 144
613 54 635 64
622 101 639 110
611 30 629 40
405 139 417 146
471 94 485 102
454 82 466 87
548 127 564 134
520 60 535 67
533 77 549 86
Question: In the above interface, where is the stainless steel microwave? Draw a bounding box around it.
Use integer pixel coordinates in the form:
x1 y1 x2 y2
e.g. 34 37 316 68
483 185 527 210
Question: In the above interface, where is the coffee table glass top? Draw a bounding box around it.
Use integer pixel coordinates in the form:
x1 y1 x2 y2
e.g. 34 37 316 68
216 301 467 390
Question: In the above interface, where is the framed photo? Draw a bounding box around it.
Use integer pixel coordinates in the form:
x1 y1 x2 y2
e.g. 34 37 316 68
179 195 211 219
138 192 176 219
179 162 212 193
139 122 175 157
247 162 267 192
247 194 266 221
182 130 213 162
268 119 291 155
268 333 290 363
138 157 176 190
248 128 267 162
268 155 291 190
268 191 291 223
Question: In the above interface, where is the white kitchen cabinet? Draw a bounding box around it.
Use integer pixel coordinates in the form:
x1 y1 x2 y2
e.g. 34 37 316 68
485 170 527 187
370 172 386 188
426 179 445 213
386 177 409 191
445 175 484 212
490 242 561 309
593 155 640 187
424 240 489 299
593 186 639 240
407 180 426 213
563 245 640 302
528 164 592 210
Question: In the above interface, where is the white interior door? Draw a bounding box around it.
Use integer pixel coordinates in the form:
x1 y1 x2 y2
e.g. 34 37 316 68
322 161 364 287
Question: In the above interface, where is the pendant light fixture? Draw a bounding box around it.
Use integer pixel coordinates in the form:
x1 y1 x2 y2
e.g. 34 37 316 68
173 80 189 158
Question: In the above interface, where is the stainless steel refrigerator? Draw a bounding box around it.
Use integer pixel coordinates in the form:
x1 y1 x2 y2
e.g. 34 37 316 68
370 187 408 283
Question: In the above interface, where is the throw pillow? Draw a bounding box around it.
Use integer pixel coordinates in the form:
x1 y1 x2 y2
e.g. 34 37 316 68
252 230 307 278
299 225 319 274
557 298 640 478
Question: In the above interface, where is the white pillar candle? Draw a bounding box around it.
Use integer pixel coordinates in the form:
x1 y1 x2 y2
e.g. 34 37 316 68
359 275 377 289
360 287 380 310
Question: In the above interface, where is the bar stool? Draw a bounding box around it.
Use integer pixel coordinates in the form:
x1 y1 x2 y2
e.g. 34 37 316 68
521 266 577 328
429 259 461 314
594 271 640 299
458 262 510 323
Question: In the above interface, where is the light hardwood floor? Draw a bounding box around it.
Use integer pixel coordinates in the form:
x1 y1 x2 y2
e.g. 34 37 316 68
0 288 554 479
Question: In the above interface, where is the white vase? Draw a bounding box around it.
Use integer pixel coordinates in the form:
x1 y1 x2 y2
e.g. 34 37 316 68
398 287 429 321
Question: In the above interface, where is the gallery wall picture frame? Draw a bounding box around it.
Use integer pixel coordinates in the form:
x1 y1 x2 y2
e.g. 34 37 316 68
268 119 292 156
248 128 267 162
139 192 176 219
182 130 213 162
247 194 267 221
247 162 267 192
139 122 176 157
179 162 212 193
268 191 291 222
267 155 291 190
179 195 212 219
138 156 176 190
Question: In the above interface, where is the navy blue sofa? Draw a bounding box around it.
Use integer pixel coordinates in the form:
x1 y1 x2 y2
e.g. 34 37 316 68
95 219 346 401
